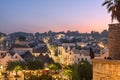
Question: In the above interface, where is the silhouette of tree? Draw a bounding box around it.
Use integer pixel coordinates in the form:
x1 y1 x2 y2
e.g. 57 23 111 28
89 48 94 59
102 0 120 22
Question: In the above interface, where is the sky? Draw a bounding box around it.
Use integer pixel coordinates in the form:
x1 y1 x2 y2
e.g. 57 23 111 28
0 0 111 34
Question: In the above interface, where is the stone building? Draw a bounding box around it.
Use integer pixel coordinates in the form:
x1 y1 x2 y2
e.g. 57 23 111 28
93 24 120 80
109 24 120 60
57 46 91 65
93 59 120 80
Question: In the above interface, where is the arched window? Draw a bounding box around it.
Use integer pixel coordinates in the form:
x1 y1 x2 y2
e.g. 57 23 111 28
78 58 80 61
81 58 84 61
85 58 87 61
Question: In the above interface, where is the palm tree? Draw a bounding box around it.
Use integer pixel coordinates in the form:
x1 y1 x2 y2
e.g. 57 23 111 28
102 0 120 22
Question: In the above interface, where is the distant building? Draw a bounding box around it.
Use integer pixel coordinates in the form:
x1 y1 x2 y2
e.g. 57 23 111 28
93 24 120 80
15 39 29 47
57 45 91 65
13 48 33 54
0 52 24 70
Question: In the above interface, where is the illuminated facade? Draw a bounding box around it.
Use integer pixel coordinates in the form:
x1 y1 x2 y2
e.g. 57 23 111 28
93 24 120 80
93 59 120 80
57 46 91 65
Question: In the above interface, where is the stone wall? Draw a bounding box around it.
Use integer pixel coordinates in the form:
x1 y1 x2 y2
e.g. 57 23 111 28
93 59 120 80
109 23 120 59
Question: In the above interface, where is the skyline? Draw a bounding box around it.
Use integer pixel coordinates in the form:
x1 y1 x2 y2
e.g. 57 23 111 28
0 0 111 34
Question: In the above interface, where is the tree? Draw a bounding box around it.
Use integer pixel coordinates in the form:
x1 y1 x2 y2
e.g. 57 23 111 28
89 48 95 59
27 60 44 70
14 65 22 76
102 0 120 22
39 73 52 80
63 69 72 78
63 66 73 80
6 61 25 79
6 61 25 71
77 61 92 80
63 65 79 80
48 63 61 71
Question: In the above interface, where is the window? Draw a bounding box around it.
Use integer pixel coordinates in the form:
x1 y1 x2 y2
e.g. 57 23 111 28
15 56 17 58
81 58 84 61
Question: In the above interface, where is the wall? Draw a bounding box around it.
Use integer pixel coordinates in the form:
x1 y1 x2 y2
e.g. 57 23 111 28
109 23 120 59
93 59 120 80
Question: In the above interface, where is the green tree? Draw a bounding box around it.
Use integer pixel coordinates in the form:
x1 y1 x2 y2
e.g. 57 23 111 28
63 65 79 80
6 61 25 79
39 73 52 80
27 60 44 70
63 69 73 80
77 61 92 80
14 65 22 76
102 0 120 22
6 61 25 71
48 63 61 70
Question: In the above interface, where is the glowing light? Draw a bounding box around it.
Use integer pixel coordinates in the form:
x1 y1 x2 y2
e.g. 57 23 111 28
98 42 104 48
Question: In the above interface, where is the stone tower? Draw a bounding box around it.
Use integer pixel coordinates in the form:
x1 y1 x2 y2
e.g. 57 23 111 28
109 23 120 60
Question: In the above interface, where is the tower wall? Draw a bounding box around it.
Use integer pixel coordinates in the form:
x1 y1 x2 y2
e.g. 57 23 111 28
109 23 120 60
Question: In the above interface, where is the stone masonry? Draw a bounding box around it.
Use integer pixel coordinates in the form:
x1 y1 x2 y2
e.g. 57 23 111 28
93 59 120 80
93 23 120 80
109 23 120 60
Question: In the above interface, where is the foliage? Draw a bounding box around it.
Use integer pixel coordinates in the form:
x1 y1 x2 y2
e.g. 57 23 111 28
39 73 52 80
89 48 94 59
77 61 93 80
27 60 44 70
63 65 79 80
24 72 53 80
6 61 25 71
48 63 61 70
102 0 120 22
63 69 72 77
50 45 56 50
14 65 22 72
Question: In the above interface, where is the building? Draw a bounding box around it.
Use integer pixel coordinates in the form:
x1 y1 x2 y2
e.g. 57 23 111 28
13 48 33 54
57 45 91 65
93 59 120 80
0 52 24 70
93 24 120 80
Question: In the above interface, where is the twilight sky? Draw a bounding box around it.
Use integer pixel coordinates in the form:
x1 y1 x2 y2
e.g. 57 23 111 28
0 0 111 34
